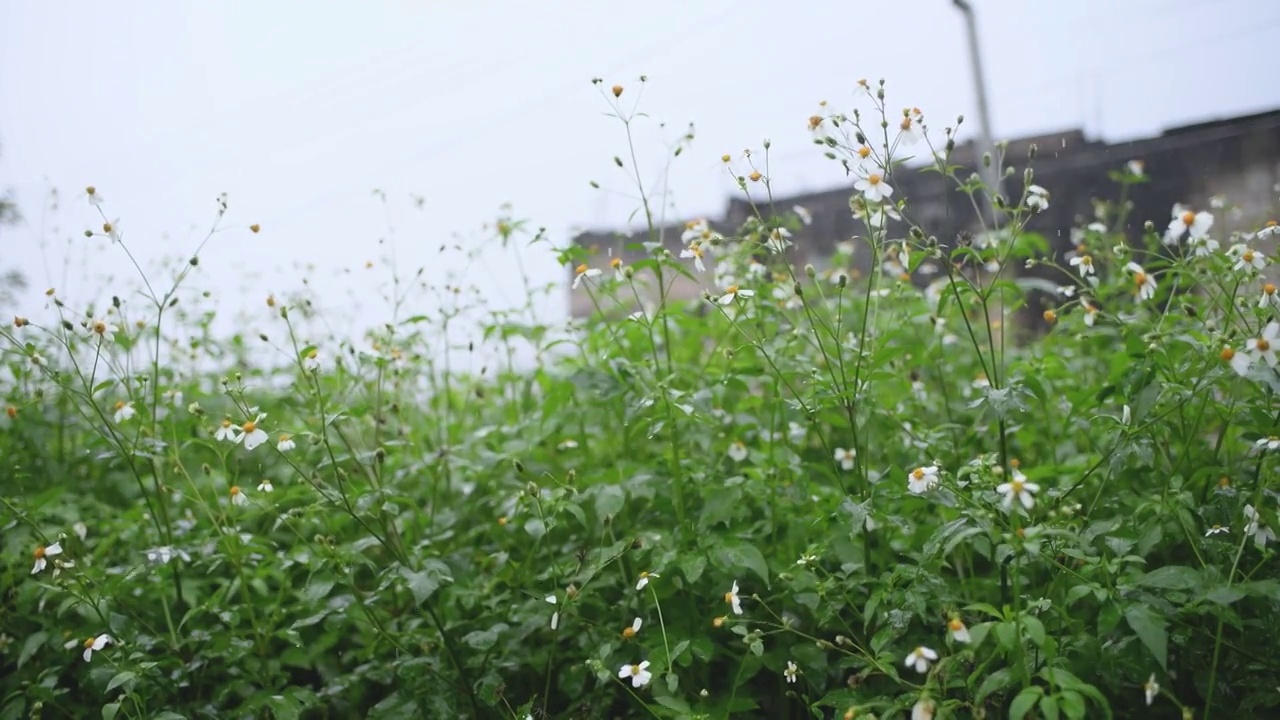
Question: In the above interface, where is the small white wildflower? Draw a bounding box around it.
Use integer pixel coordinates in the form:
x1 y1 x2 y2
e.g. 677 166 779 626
88 317 117 344
912 697 937 720
680 242 707 272
257 479 274 493
635 571 659 591
784 660 799 683
30 542 63 575
907 465 939 494
725 580 743 615
81 634 113 662
276 434 296 452
855 171 894 203
1144 674 1159 706
834 447 857 471
618 661 652 688
1228 243 1266 273
112 401 136 423
1204 524 1229 537
793 205 812 226
1026 184 1050 212
727 441 748 462
571 264 601 289
903 646 938 674
947 617 971 644
229 485 247 506
1246 322 1280 368
1164 205 1213 245
238 414 268 451
1125 262 1157 300
718 285 755 305
215 419 239 442
996 470 1040 510
1244 504 1276 548
303 349 321 372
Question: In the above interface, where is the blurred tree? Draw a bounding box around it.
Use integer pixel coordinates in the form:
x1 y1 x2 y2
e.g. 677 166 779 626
0 140 27 308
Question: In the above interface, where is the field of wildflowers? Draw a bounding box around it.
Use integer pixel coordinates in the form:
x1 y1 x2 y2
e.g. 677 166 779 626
4 78 1280 719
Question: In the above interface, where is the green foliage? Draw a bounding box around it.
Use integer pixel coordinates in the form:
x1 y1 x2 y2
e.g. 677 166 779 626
3 79 1280 719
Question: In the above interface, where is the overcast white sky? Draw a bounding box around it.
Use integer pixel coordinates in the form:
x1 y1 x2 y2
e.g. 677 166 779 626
3 0 1279 348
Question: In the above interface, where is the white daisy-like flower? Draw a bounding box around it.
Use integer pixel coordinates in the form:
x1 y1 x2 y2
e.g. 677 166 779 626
257 479 274 493
1144 674 1159 706
718 285 755 305
1187 235 1219 257
1082 301 1099 327
1164 205 1213 245
903 646 938 674
30 542 63 575
834 447 857 471
1068 254 1094 277
1244 504 1276 548
947 617 971 644
1246 322 1280 368
546 594 560 630
1127 160 1145 177
784 660 799 683
907 465 939 494
912 697 937 720
1228 243 1267 273
571 264 601 290
618 660 652 688
682 219 710 244
73 522 87 541
621 616 642 639
680 242 707 272
787 421 807 444
635 571 659 591
897 109 925 146
112 401 136 423
793 205 812 226
236 414 268 451
81 634 113 662
303 349 321 372
1256 436 1280 453
1026 184 1050 212
1252 221 1279 240
88 317 118 344
229 485 247 506
1258 283 1279 310
610 257 625 280
766 228 792 254
215 419 239 442
996 469 1040 510
1125 262 1157 300
276 433 296 452
855 171 894 203
727 441 748 462
725 580 743 615
1204 524 1229 537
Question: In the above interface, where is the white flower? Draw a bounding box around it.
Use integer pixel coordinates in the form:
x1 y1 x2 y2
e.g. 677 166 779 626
303 349 321 372
787 421 807 444
238 414 268 451
73 522 87 541
1082 301 1099 328
610 257 625 280
947 617 971 644
996 470 1040 510
1228 243 1267 273
1125 262 1157 300
229 485 247 506
834 447 857 471
257 479 274 493
855 171 894 203
912 697 937 720
897 110 925 146
1255 436 1280 453
30 542 63 574
1026 184 1050 212
622 616 642 639
88 317 117 344
1252 222 1279 240
1143 674 1159 706
1246 322 1280 368
1127 160 1145 177
718 285 755 305
1121 404 1132 426
907 465 939 494
1164 205 1213 245
112 401 136 423
682 219 711 244
784 660 799 683
1259 283 1279 310
793 205 812 226
680 242 707 272
725 580 743 615
1244 504 1275 548
1204 524 1229 537
903 646 938 673
276 434 296 452
571 264 601 289
766 228 792 254
215 419 239 442
1068 254 1094 277
635 571 659 591
727 441 749 462
81 634 113 662
546 594 560 629
618 660 652 688
144 546 190 565
1188 235 1219 257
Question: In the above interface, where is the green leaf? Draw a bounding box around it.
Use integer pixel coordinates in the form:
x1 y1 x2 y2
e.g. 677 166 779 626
18 631 46 669
1010 687 1043 720
1022 615 1046 647
1039 695 1060 720
1124 605 1168 670
1135 565 1199 591
105 671 136 694
102 702 122 720
1058 691 1087 720
716 541 769 585
1202 585 1246 606
398 561 451 606
593 484 625 518
976 667 1015 704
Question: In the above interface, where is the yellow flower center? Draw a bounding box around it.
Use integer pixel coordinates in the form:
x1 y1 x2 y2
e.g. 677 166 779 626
1081 255 1093 266
725 285 739 295
749 171 762 182
279 433 291 442
724 590 735 603
1257 338 1271 352
1221 346 1235 361
629 664 641 675
1243 251 1255 263
912 468 925 480
1181 211 1196 226
84 637 95 649
1009 479 1025 494
948 618 964 631
868 173 882 186
900 117 912 131
622 626 637 639
242 420 257 433
1133 272 1147 286
114 401 126 410
229 485 241 496
93 321 107 335
575 263 588 276
1265 283 1277 296
808 115 822 130
611 257 622 269
33 545 46 559
857 146 871 159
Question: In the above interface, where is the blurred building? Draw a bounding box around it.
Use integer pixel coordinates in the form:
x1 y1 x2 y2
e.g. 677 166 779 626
569 107 1280 319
